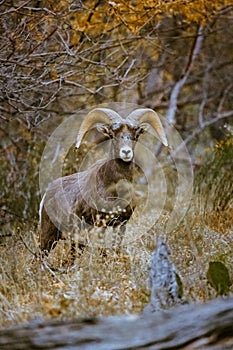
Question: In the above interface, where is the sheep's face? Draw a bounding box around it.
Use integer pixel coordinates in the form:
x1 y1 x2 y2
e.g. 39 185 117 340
100 124 145 162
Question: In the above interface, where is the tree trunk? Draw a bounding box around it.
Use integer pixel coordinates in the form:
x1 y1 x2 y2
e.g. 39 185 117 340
0 297 232 349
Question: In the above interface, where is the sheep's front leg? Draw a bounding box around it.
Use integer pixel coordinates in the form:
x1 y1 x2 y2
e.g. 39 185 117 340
68 214 88 262
40 206 62 254
69 239 86 263
112 224 126 253
92 226 125 256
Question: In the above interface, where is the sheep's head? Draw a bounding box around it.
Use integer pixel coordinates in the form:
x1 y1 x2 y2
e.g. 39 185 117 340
76 108 168 162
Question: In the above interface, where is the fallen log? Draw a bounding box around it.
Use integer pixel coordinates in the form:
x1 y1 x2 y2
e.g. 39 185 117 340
0 296 232 349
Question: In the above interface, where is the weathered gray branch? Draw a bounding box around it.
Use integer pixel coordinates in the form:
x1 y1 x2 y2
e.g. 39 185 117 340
0 297 232 349
166 25 204 125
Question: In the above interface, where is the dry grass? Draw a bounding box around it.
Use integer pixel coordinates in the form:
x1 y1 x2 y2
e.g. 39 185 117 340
0 202 232 328
1 138 233 328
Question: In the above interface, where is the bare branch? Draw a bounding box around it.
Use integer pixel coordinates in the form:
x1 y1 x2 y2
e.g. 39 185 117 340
57 31 76 57
177 110 233 152
166 25 205 125
217 83 233 116
0 0 31 16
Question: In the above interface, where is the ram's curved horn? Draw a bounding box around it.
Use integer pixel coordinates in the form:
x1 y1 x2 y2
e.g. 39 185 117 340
76 108 123 148
127 108 168 146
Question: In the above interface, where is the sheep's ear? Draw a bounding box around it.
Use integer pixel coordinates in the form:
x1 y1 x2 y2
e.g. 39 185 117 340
135 123 148 138
96 124 112 137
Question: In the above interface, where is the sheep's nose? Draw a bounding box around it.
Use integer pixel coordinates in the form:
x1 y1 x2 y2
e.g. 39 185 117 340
120 147 133 162
122 149 131 156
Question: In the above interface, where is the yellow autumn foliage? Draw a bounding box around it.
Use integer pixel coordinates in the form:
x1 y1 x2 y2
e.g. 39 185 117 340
36 0 232 42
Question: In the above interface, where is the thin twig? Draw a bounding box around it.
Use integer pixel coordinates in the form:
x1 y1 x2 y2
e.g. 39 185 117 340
19 234 37 257
42 261 66 285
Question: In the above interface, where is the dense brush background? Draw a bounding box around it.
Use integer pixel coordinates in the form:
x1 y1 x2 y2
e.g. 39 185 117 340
0 1 232 328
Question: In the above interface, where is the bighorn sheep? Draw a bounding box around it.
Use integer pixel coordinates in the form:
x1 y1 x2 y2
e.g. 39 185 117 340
39 108 168 256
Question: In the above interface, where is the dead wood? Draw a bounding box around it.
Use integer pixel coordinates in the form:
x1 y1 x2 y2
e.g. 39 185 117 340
0 296 232 349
